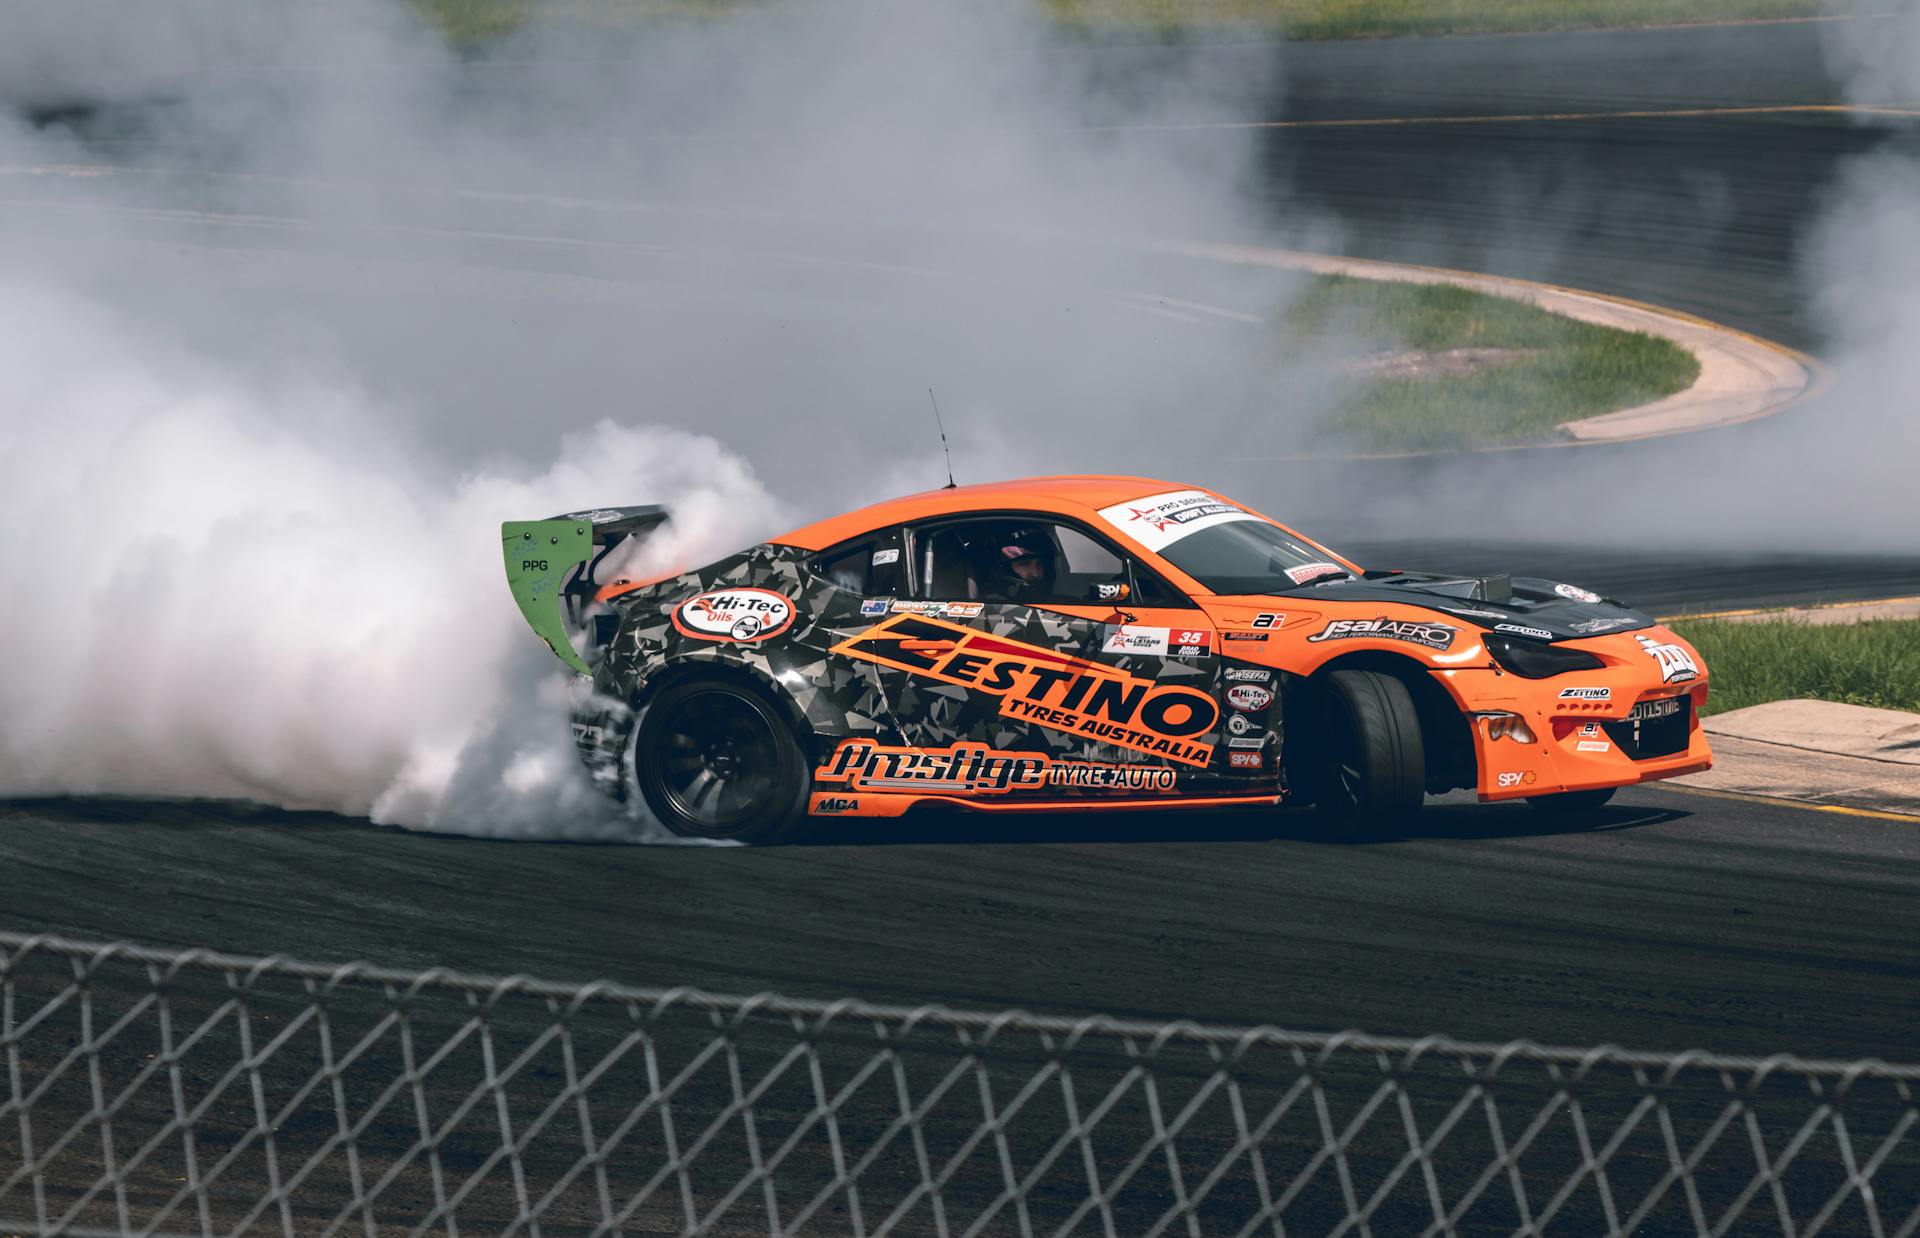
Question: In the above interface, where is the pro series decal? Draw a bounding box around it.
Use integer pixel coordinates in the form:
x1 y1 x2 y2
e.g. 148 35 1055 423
832 614 1218 766
818 740 1179 795
1096 489 1262 552
672 588 795 643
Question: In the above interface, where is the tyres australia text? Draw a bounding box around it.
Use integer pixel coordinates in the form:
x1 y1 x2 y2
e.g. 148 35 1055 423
832 614 1218 765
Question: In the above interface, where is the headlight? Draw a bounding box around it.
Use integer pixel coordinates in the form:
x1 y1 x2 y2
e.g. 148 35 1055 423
1484 634 1604 679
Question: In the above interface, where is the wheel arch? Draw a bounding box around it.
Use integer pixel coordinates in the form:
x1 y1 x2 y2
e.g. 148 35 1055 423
630 656 827 765
1296 649 1477 794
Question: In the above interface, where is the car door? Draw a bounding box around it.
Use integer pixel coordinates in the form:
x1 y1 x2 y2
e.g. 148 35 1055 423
830 513 1235 789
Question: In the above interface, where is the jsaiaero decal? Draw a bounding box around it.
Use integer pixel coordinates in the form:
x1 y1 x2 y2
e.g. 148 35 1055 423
672 588 795 643
818 740 1180 796
1306 616 1456 650
832 614 1219 765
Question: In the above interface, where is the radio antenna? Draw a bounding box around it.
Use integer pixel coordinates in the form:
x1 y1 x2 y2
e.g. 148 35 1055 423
928 387 957 489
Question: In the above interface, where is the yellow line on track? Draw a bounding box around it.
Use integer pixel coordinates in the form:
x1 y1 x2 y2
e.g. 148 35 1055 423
1663 782 1920 823
1086 103 1920 134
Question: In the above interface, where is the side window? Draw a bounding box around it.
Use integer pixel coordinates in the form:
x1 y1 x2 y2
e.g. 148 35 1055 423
913 517 1165 606
1053 527 1125 594
810 527 906 597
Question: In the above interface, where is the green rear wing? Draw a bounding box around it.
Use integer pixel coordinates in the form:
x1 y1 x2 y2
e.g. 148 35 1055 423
502 506 671 673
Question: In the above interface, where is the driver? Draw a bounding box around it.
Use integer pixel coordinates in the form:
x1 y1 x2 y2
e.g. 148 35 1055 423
986 530 1057 601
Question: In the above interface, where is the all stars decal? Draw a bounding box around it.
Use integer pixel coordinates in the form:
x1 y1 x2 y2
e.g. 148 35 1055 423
831 614 1218 766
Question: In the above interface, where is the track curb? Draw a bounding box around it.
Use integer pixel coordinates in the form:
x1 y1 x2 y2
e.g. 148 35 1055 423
1170 241 1823 457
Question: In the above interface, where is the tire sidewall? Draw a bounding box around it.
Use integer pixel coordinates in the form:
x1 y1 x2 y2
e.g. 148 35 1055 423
1306 668 1426 835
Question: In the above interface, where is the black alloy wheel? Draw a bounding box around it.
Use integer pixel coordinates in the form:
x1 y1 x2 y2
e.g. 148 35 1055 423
635 677 812 844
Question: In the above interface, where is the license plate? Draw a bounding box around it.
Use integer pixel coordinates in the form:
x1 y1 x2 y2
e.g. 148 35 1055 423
1630 697 1683 721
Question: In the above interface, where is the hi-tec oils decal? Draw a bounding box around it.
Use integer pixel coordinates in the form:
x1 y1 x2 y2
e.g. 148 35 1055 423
817 740 1180 796
672 588 795 643
1226 684 1273 711
832 614 1218 766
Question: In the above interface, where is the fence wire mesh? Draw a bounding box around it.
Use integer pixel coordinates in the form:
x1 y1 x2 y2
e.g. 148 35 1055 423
0 932 1915 1238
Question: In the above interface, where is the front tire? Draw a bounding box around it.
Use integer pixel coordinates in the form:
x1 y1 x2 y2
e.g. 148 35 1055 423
1302 669 1426 834
634 676 813 844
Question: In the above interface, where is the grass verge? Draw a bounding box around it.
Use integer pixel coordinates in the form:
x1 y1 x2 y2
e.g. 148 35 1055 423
1280 275 1699 452
413 0 1879 44
1668 618 1920 717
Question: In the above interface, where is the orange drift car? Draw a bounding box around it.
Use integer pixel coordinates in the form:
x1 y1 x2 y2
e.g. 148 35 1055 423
504 476 1710 842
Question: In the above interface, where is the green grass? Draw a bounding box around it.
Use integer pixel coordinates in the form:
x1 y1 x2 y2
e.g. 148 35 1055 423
412 0 1877 43
1669 619 1920 717
410 0 764 42
1279 275 1700 451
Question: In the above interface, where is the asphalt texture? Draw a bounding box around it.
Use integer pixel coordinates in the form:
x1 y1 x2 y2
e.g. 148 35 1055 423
6 19 1920 1065
3 784 1917 1065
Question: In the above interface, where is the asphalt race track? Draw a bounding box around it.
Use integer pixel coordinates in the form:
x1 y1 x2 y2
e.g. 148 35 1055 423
4 784 1918 1065
6 20 1920 1072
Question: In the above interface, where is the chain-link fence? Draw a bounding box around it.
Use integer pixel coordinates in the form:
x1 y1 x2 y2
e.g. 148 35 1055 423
1 932 1915 1237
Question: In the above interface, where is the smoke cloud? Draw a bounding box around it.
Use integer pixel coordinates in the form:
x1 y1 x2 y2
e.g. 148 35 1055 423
0 0 1313 833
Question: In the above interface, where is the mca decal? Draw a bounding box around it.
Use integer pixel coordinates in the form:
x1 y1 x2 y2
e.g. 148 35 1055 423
832 614 1219 766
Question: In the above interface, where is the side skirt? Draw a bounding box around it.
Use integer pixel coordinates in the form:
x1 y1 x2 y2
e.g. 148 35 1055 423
809 790 1286 818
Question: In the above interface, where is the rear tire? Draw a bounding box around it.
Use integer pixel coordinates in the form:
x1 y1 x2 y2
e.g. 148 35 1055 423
634 676 813 845
1302 669 1426 834
1526 787 1617 814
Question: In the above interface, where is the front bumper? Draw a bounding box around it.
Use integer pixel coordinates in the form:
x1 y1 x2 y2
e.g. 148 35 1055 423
1466 678 1713 800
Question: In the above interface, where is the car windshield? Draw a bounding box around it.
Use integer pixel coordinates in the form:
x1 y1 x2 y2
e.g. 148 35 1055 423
1154 518 1356 594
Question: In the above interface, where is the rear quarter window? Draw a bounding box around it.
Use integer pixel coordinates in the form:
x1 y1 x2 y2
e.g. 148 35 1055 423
810 528 906 597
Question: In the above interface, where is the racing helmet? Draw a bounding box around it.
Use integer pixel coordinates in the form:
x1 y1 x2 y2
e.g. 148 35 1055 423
992 528 1057 595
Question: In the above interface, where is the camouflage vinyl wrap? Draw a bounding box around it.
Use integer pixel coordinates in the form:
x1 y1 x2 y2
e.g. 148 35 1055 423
569 544 1287 806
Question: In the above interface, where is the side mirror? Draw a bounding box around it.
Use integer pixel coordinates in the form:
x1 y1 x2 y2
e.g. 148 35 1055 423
1091 581 1131 603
